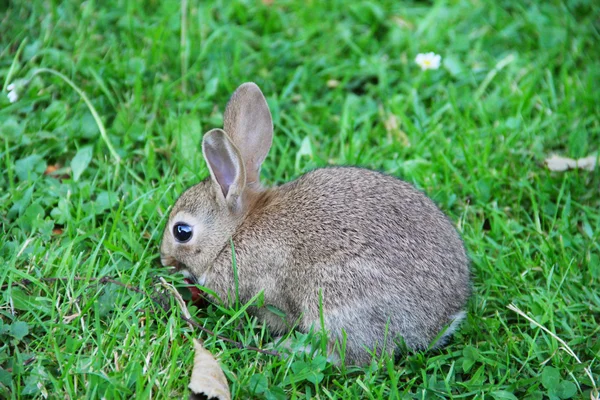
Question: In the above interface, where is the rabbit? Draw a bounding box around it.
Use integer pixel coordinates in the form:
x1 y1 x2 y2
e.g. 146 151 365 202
160 82 471 366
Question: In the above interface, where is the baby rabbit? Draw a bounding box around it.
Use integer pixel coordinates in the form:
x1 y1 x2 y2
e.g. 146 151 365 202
160 82 470 365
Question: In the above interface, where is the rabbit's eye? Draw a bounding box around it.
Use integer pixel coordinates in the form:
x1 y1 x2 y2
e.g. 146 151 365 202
173 223 193 243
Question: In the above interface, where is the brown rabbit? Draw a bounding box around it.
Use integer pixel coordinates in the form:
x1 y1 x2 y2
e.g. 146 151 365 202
160 82 470 365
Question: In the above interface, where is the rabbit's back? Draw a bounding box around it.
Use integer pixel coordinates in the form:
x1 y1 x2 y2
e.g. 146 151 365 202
245 166 467 281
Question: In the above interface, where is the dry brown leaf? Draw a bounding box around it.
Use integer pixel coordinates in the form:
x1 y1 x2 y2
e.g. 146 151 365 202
545 154 598 172
189 339 231 400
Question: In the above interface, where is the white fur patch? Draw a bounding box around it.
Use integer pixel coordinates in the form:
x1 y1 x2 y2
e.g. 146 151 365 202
196 272 207 286
181 269 194 280
181 269 207 286
445 311 466 337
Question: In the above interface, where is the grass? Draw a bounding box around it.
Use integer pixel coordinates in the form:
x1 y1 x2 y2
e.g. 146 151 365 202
1 0 599 398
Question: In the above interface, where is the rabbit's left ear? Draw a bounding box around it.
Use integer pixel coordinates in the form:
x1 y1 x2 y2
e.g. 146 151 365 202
223 82 273 187
202 128 246 210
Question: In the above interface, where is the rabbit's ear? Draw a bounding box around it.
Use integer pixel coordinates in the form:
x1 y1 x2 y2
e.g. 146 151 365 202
223 82 273 187
202 129 246 209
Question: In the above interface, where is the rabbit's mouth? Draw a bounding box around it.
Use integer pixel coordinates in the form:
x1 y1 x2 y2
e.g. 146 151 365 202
160 254 190 276
160 254 191 275
160 254 207 286
180 268 196 282
182 269 207 286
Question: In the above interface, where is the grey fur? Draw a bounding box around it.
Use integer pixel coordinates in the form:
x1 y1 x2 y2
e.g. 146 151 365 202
160 82 470 365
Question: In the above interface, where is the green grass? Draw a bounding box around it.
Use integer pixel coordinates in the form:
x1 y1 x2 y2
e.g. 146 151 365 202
1 0 599 398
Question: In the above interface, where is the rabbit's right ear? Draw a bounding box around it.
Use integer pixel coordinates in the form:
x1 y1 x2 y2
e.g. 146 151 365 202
202 129 247 211
223 82 273 188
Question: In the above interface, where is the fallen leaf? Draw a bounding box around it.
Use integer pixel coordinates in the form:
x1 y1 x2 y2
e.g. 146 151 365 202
189 339 231 400
545 154 598 172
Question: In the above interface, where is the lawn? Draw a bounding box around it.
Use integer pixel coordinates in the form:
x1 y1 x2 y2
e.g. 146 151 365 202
1 0 599 398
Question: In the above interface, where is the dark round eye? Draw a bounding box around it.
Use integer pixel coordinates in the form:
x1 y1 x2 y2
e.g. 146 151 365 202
173 223 193 243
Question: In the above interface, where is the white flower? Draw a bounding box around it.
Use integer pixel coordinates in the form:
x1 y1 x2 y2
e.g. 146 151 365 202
415 52 442 71
6 83 18 103
5 79 30 103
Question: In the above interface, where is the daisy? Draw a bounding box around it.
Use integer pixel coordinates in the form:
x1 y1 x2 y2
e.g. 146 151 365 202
415 52 442 71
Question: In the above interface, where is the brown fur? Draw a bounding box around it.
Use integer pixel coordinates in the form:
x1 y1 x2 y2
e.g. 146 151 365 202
160 83 470 365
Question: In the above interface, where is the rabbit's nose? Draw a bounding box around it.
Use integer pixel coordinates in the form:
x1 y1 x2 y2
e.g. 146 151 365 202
160 254 180 268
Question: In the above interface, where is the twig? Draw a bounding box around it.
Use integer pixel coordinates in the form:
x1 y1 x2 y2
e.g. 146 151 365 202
0 276 142 292
3 276 280 357
159 277 193 328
